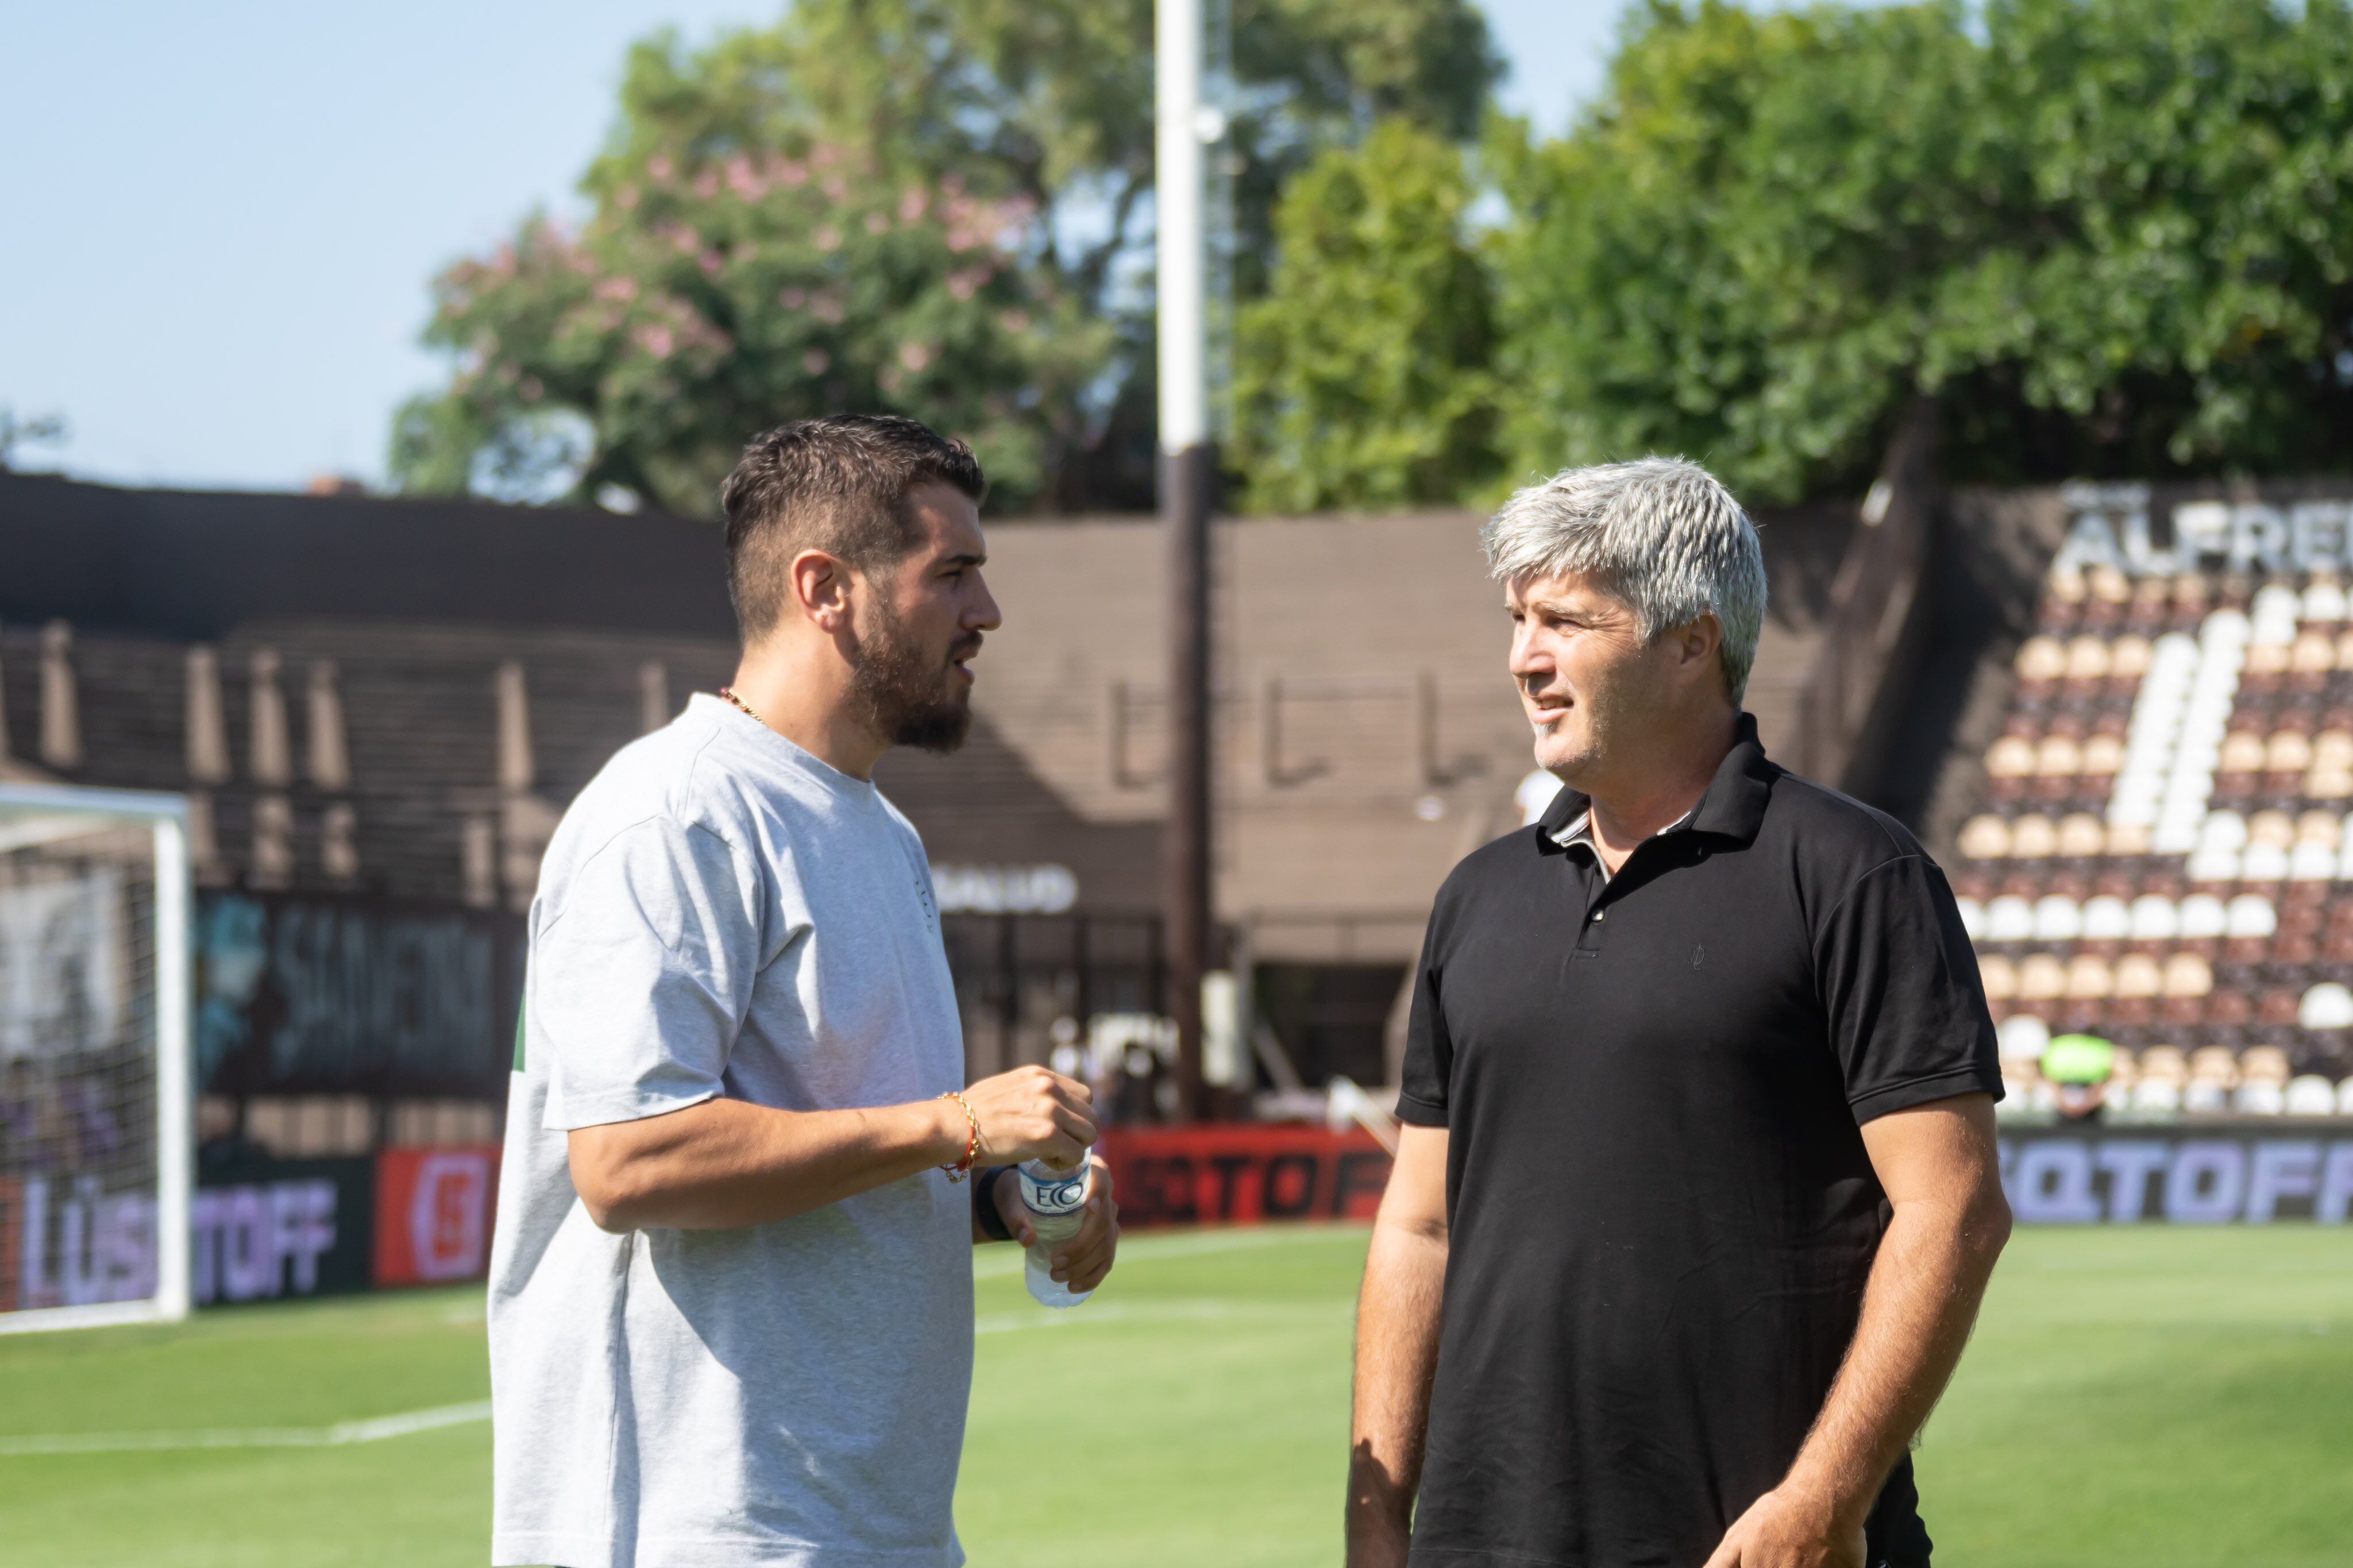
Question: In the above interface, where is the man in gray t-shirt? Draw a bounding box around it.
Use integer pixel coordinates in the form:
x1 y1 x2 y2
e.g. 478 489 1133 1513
489 416 1117 1568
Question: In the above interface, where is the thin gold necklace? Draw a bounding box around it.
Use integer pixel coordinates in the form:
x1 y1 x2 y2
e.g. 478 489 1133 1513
716 686 767 727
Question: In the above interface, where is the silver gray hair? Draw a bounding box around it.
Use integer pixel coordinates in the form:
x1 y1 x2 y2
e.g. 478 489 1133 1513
1481 457 1768 705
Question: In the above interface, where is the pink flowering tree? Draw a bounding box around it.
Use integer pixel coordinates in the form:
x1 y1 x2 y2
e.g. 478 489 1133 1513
391 0 1498 513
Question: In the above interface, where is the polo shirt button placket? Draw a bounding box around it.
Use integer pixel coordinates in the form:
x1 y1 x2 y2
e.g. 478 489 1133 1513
1576 898 1609 957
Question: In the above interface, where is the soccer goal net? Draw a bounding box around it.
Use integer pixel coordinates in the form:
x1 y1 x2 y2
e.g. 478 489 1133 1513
0 783 192 1333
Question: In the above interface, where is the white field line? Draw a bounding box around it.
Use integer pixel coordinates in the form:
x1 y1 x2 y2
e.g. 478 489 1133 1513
971 1221 1369 1280
0 1400 492 1457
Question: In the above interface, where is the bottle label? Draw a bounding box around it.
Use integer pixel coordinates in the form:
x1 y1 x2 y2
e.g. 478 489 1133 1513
1019 1164 1089 1218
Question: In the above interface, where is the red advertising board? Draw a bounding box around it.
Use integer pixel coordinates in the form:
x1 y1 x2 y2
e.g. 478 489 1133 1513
1098 1124 1393 1228
373 1145 502 1287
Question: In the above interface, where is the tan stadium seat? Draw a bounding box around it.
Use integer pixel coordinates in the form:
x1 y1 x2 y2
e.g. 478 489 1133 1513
2065 956 2115 1000
2057 814 2108 855
2113 953 2164 999
2240 1046 2292 1084
2016 636 2069 682
2018 954 2069 1001
2188 1046 2242 1086
2064 637 2113 681
2009 814 2059 858
1958 815 2012 859
2032 738 2089 780
1978 955 2018 1002
2161 955 2215 999
1987 736 2038 779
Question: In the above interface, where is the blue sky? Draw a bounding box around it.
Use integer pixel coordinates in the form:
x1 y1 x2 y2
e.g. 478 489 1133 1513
0 1 1627 493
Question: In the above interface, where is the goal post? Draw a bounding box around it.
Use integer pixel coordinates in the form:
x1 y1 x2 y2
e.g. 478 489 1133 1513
0 782 192 1334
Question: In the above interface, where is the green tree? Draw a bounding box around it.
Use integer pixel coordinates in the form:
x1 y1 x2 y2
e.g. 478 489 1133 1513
1231 119 1496 511
1488 0 2353 503
392 0 1499 515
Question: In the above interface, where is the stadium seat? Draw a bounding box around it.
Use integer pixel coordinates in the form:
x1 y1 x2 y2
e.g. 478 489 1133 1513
1996 1014 2050 1064
2284 1075 2338 1115
2234 1080 2286 1115
2301 983 2353 1029
2188 1045 2241 1085
2240 1045 2292 1083
2183 1078 2232 1114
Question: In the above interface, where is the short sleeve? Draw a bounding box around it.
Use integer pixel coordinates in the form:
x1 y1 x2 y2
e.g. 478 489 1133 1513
1814 853 2001 1123
1396 910 1453 1127
532 817 765 1131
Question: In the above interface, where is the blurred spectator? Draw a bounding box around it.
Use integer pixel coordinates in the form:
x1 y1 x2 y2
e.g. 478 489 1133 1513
2042 1033 2117 1122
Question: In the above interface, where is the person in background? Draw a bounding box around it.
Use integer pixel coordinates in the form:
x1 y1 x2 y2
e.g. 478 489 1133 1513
2042 1032 2117 1121
1348 458 2011 1568
489 415 1118 1568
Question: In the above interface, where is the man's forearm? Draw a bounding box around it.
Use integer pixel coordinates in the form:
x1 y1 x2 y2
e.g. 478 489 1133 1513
570 1095 963 1231
1779 1187 2010 1522
1347 1219 1448 1563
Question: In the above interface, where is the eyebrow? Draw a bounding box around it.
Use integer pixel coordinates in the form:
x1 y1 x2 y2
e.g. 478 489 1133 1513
940 551 986 569
1512 596 1588 618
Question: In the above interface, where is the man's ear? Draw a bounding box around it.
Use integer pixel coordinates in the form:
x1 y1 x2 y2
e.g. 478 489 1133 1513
1676 611 1725 688
790 549 854 635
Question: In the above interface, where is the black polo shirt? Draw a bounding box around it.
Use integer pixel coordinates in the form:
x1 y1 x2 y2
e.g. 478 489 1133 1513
1398 715 1999 1568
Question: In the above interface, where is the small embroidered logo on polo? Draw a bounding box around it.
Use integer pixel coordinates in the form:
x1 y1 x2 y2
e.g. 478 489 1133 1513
1689 944 1706 968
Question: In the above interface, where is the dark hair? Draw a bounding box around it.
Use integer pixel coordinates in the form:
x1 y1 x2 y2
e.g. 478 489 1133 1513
719 414 986 642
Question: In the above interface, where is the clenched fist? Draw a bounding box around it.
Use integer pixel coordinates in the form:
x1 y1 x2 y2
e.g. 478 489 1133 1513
958 1064 1097 1168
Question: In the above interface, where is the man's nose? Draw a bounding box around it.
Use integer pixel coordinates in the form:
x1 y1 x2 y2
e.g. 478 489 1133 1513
1508 624 1548 679
968 572 1004 632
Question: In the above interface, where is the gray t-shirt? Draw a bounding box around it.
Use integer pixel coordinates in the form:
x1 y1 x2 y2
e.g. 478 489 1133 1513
488 694 972 1568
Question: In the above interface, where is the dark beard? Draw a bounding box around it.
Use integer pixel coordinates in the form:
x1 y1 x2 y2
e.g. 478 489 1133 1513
850 600 974 754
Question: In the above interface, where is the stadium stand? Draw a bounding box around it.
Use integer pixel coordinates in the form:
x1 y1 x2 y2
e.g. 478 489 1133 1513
1950 531 2353 1117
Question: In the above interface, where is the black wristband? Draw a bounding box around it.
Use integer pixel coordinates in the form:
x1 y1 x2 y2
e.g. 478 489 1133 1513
973 1165 1016 1242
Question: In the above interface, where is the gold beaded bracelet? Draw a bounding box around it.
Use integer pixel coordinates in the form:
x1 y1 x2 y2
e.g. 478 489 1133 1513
939 1091 981 1183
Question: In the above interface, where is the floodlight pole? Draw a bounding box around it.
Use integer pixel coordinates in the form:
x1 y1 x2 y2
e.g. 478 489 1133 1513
1158 0 1212 1122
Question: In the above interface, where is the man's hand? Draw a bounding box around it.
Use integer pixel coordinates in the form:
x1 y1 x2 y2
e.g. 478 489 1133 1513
959 1065 1097 1168
1703 1093 2007 1568
990 1151 1119 1291
1702 1485 1866 1568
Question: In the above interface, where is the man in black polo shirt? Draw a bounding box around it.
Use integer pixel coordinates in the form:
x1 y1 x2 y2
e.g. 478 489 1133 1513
1348 459 2010 1568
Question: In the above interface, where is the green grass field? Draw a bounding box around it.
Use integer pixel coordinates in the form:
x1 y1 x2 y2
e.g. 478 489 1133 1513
0 1226 2347 1566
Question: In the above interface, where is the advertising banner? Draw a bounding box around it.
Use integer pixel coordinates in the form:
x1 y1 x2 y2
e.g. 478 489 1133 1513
1099 1125 1392 1227
2002 1130 2353 1224
195 891 522 1100
1102 1124 2353 1230
373 1145 502 1287
192 1154 374 1305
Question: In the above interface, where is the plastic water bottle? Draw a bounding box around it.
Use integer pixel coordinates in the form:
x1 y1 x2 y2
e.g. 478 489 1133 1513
1019 1157 1093 1310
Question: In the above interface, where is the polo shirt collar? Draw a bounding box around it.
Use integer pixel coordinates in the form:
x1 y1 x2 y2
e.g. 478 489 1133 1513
1532 712 1777 851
